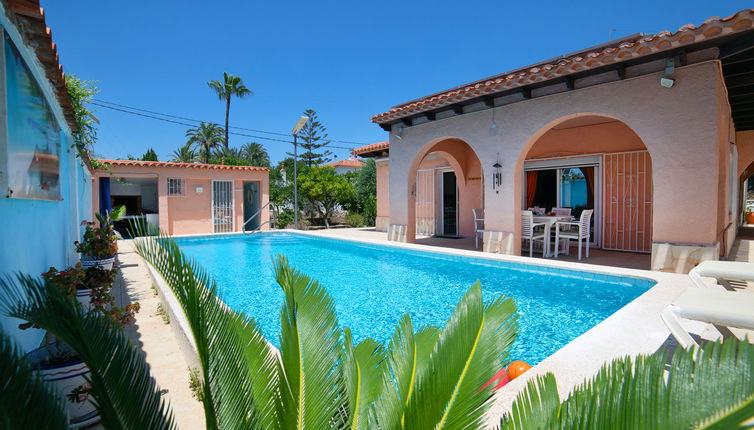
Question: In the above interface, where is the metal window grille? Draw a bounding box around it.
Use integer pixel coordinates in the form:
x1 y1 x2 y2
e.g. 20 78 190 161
212 180 234 233
167 178 184 196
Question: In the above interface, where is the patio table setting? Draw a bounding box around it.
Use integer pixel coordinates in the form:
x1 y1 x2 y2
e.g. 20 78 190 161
532 214 574 257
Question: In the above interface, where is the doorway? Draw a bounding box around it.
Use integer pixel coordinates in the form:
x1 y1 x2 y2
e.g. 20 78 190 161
440 170 458 237
524 158 600 246
212 180 234 233
243 181 260 231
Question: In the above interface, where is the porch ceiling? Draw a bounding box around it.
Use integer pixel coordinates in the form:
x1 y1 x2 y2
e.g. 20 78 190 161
722 32 754 131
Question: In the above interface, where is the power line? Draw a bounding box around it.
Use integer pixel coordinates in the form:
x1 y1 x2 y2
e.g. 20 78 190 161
88 102 358 152
91 98 371 147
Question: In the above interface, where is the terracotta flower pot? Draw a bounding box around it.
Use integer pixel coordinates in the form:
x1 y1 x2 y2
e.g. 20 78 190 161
746 212 754 225
27 345 100 428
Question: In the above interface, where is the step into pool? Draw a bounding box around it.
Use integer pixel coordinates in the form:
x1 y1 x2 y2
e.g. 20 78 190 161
174 233 654 364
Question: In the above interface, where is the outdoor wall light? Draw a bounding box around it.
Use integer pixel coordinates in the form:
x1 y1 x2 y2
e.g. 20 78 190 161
394 126 405 140
660 77 675 88
660 58 676 88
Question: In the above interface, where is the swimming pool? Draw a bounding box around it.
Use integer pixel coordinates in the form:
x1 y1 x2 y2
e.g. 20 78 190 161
174 233 654 364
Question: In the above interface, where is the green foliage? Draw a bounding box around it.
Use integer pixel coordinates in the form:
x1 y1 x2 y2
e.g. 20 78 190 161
274 208 295 229
345 211 365 227
170 143 198 163
0 274 176 430
299 166 355 228
207 72 253 148
500 338 754 430
209 147 249 166
240 142 271 167
188 368 204 402
141 148 158 161
65 74 99 169
288 109 333 167
75 205 125 259
354 159 377 225
185 122 225 163
156 303 170 324
0 328 68 429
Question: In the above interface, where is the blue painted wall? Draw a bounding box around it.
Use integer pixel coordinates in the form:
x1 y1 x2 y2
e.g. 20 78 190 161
0 9 92 351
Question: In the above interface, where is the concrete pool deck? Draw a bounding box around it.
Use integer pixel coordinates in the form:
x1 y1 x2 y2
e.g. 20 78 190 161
120 228 753 428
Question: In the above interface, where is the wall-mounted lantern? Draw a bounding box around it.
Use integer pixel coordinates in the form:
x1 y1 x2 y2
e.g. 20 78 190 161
492 153 502 194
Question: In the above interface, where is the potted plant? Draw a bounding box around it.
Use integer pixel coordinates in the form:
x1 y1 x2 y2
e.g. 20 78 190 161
22 263 139 428
75 205 125 270
26 339 99 428
745 203 754 225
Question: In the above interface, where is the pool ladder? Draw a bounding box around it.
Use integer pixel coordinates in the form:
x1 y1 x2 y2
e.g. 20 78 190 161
243 201 270 234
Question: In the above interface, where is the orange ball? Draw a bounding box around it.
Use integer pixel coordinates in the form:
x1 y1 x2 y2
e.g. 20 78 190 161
506 361 532 380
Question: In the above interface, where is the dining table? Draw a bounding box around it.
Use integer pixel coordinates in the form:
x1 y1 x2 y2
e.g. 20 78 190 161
532 215 574 257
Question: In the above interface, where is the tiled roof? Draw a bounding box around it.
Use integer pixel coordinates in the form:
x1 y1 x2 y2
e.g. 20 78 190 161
352 141 389 156
372 9 754 124
5 0 76 131
97 159 269 172
325 158 364 168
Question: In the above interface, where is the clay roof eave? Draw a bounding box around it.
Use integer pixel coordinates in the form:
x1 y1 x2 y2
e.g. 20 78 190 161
372 9 754 124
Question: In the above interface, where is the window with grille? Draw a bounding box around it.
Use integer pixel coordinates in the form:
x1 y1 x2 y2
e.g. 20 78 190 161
167 178 184 196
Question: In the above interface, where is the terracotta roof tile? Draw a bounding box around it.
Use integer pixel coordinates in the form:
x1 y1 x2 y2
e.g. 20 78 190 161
372 9 754 124
324 158 364 168
352 141 389 156
5 0 76 131
96 159 269 172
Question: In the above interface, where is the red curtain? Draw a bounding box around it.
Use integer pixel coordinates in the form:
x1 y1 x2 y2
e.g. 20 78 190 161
526 171 538 208
582 166 595 208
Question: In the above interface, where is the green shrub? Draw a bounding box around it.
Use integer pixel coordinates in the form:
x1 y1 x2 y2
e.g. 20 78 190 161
274 209 295 229
345 212 365 227
187 368 204 402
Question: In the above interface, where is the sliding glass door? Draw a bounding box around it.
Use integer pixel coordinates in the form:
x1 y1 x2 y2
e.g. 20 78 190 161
524 158 600 246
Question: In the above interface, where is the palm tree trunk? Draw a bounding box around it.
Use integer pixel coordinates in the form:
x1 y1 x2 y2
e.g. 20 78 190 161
224 96 231 149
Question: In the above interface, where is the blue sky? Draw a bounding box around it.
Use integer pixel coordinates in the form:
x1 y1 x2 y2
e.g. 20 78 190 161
44 1 751 163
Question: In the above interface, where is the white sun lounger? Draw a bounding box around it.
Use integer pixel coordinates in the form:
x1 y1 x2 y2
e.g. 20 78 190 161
688 260 754 289
661 288 754 348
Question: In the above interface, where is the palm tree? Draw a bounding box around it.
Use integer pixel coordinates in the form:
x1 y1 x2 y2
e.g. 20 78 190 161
207 72 252 148
170 143 197 163
240 142 270 167
185 122 224 163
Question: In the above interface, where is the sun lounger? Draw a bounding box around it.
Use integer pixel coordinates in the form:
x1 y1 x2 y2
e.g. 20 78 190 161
661 288 754 348
688 260 754 289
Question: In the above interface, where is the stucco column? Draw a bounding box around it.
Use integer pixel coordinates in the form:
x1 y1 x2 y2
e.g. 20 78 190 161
157 175 170 233
387 136 412 242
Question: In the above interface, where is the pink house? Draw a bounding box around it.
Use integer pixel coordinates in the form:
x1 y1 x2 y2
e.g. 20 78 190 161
92 160 269 235
363 10 754 273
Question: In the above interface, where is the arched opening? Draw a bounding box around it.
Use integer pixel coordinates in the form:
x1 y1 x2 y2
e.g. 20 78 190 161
406 138 483 246
517 114 653 262
741 161 754 226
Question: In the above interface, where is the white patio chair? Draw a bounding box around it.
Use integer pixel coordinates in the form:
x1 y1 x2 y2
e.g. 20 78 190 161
554 209 593 260
521 210 546 257
472 208 485 249
661 288 754 348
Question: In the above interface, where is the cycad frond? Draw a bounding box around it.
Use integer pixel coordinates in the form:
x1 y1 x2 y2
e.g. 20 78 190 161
502 338 754 429
274 256 345 429
403 281 518 430
0 274 177 430
342 328 387 430
0 327 68 430
133 228 285 430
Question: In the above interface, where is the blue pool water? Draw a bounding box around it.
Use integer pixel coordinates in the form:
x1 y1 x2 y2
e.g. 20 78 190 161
174 233 654 364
